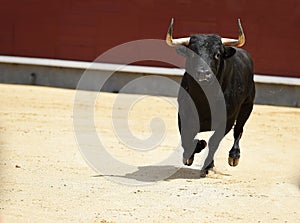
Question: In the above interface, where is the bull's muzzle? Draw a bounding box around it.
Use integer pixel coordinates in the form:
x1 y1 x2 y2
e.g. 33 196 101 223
195 70 213 82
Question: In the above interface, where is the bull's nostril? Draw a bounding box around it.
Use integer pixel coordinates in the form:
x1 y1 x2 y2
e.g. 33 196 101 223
205 72 211 78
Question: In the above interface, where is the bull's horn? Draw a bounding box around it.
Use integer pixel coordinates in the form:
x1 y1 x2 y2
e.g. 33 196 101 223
221 19 245 47
166 18 190 47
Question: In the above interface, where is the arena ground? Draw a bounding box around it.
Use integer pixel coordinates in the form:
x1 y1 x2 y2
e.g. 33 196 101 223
0 83 299 222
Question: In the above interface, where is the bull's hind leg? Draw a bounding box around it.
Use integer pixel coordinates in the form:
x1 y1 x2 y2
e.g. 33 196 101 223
228 102 254 167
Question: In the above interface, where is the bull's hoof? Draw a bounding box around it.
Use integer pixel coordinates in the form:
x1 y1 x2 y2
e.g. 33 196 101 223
194 140 207 153
200 160 214 178
200 169 208 178
183 155 194 166
228 149 240 167
228 157 239 167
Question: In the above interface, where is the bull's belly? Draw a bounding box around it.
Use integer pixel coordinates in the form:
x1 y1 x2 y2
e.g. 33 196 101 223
199 118 235 133
178 83 234 133
199 120 213 132
179 105 234 133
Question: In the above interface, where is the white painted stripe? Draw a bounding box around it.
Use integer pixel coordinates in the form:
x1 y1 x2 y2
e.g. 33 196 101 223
254 74 300 86
0 55 299 86
0 55 184 76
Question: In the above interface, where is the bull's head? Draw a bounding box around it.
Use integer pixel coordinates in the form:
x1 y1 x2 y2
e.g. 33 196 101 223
166 18 245 84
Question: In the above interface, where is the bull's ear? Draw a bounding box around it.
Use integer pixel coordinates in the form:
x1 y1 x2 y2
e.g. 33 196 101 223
176 45 187 57
223 46 236 59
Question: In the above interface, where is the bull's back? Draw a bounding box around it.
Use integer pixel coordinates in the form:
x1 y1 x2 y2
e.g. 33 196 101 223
233 48 254 81
225 48 255 117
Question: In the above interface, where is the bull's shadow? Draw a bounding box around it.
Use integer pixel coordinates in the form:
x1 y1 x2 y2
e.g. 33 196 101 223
93 165 205 182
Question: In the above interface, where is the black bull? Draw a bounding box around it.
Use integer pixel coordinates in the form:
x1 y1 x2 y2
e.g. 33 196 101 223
166 19 255 177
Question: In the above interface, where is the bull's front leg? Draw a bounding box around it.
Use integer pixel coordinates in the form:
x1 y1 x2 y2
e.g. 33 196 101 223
178 85 205 166
200 130 223 177
178 109 206 166
179 112 200 166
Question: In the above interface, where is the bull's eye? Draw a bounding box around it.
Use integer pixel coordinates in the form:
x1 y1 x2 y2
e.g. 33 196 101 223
214 52 221 60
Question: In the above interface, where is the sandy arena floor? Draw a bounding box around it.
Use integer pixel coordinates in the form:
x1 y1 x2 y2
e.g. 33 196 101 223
0 83 299 222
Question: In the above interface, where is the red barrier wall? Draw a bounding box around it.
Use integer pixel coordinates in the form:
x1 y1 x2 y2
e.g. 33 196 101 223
0 0 299 77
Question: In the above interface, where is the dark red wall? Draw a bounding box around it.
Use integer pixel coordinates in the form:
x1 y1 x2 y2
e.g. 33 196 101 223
0 0 299 77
